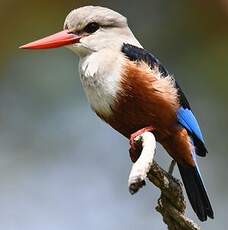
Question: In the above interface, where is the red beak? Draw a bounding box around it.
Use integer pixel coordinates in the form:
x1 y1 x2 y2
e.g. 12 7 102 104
19 30 80 49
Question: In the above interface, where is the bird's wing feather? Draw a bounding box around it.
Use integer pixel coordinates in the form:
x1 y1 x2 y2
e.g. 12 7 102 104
121 43 207 156
121 44 213 220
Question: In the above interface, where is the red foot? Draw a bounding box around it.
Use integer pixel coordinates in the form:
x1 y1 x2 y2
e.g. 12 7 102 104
129 126 155 162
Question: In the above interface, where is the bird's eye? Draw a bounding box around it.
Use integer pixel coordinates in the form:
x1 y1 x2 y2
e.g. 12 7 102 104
84 22 100 33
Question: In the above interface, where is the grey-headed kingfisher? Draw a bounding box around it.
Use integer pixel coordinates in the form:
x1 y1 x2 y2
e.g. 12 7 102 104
20 6 214 221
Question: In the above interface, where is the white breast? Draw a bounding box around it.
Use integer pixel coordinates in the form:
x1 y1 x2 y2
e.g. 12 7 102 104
79 50 123 117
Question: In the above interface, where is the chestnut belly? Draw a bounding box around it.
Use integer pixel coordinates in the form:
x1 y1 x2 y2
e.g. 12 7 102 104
98 108 195 167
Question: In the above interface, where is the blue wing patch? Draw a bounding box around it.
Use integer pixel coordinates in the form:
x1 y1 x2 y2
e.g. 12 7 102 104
177 107 207 157
177 107 204 142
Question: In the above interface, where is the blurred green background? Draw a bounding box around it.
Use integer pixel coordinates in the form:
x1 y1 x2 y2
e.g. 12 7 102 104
0 0 227 229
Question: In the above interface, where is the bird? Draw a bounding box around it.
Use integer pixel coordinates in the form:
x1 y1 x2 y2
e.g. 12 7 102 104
20 5 214 221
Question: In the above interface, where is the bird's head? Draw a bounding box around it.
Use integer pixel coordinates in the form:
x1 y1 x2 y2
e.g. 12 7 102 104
20 6 140 57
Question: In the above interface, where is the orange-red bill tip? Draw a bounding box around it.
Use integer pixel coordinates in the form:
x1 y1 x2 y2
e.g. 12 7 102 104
19 30 80 49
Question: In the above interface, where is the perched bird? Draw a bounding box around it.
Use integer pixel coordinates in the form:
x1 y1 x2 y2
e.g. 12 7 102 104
20 6 214 221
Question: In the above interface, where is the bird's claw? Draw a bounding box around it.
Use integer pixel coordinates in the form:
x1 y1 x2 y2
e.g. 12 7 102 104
129 126 155 162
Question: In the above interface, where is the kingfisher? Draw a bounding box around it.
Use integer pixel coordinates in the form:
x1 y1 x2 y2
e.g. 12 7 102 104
20 6 214 221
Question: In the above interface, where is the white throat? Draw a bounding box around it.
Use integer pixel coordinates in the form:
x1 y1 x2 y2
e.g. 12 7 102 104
77 28 142 117
79 49 123 117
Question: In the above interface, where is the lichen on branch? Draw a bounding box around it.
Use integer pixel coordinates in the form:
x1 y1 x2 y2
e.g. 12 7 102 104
128 132 200 230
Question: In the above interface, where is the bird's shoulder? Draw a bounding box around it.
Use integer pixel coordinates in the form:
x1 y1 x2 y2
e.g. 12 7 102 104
121 43 190 109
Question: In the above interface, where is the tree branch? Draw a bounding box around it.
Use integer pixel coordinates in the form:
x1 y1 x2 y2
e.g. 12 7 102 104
128 132 200 230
